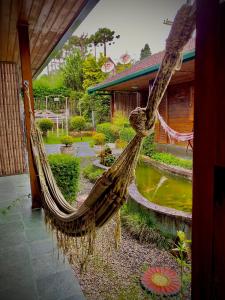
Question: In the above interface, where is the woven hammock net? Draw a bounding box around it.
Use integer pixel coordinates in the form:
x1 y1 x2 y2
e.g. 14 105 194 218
26 2 196 268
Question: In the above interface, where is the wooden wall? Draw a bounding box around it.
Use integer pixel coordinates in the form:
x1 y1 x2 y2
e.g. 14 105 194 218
0 62 26 176
155 81 194 145
112 81 194 147
113 92 143 117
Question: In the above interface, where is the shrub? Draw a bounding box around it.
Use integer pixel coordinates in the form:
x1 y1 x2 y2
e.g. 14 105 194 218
103 154 116 167
141 133 155 157
48 154 80 203
115 139 127 149
99 145 112 162
70 116 86 132
83 165 103 183
121 200 174 249
112 111 130 128
96 122 119 142
38 118 54 137
119 127 135 143
85 122 93 131
60 135 73 147
151 152 192 169
93 132 106 145
99 145 116 166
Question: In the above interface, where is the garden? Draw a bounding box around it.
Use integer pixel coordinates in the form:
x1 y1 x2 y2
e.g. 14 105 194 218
35 110 193 299
33 28 193 299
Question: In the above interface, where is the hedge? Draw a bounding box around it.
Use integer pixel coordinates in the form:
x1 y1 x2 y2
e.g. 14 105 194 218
141 133 155 157
96 122 119 142
119 127 135 143
48 154 80 203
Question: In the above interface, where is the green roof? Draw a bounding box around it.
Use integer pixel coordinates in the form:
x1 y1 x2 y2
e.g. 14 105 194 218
88 50 195 94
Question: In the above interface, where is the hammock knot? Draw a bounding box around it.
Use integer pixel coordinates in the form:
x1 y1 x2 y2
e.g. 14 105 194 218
129 107 149 137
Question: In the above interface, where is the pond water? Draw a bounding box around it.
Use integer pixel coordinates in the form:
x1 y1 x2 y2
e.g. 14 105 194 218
135 162 192 213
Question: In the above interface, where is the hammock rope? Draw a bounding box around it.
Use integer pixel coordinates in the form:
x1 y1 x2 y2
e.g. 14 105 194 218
24 1 196 267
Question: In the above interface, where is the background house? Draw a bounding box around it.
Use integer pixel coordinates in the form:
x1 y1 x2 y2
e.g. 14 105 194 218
88 39 195 148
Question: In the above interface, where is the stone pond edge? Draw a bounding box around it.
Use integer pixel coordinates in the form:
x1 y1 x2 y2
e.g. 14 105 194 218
93 158 192 238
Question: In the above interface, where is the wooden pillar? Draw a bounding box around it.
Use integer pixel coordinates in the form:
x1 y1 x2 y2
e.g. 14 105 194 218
17 22 42 209
192 0 225 298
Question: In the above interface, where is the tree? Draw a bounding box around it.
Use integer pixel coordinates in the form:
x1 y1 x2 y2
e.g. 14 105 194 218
82 53 107 90
79 93 110 125
81 53 109 126
63 50 84 91
94 28 120 57
88 33 101 59
68 34 89 58
140 43 152 60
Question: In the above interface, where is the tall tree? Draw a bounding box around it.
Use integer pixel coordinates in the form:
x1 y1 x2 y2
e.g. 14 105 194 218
80 53 110 124
140 43 152 60
63 50 84 91
94 28 120 56
88 33 101 59
82 53 107 90
68 33 89 58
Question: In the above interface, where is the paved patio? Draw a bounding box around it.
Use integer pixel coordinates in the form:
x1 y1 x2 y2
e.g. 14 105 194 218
0 174 85 300
45 142 96 157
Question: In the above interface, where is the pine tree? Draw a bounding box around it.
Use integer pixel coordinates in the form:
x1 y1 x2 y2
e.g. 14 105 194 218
94 28 120 57
140 43 152 60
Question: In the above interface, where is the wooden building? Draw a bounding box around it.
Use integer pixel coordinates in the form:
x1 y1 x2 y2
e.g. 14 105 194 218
88 39 195 146
0 1 225 298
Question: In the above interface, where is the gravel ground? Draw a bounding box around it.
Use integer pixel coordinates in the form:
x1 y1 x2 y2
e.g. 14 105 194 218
72 227 182 300
72 169 191 300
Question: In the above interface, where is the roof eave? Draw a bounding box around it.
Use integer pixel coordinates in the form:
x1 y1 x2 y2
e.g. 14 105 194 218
87 50 195 94
33 0 100 79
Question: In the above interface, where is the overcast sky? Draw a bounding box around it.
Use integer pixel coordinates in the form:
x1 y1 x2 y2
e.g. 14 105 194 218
74 0 186 62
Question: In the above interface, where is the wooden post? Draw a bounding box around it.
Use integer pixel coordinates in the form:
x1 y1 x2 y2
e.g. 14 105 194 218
192 0 225 298
136 92 141 107
17 22 42 209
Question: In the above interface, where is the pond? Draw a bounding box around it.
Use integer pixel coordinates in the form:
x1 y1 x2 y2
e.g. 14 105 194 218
135 162 192 213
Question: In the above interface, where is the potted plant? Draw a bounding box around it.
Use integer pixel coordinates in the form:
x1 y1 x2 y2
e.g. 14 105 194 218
60 135 74 155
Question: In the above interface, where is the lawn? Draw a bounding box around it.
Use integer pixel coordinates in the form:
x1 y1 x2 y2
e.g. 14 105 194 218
43 130 93 144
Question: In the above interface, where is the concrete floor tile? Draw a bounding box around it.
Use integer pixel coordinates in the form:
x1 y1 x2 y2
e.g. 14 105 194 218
37 270 83 300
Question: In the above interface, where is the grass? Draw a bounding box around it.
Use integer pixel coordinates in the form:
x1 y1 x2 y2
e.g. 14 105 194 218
151 152 192 170
121 200 174 250
43 129 93 144
82 165 104 183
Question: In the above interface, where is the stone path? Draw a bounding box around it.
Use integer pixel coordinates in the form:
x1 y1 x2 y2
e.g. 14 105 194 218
0 174 85 300
45 143 96 157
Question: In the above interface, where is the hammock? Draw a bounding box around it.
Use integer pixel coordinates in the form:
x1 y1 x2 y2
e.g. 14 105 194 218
25 2 196 267
156 110 193 142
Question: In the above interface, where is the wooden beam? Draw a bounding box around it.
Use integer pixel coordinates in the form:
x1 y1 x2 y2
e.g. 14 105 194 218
17 22 42 209
192 0 225 298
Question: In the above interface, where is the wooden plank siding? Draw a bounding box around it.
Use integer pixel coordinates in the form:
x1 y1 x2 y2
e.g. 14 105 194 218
113 92 139 117
112 81 194 146
0 62 25 176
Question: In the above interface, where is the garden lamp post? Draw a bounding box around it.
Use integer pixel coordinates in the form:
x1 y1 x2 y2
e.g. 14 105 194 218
54 97 60 137
45 96 48 114
65 97 69 135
